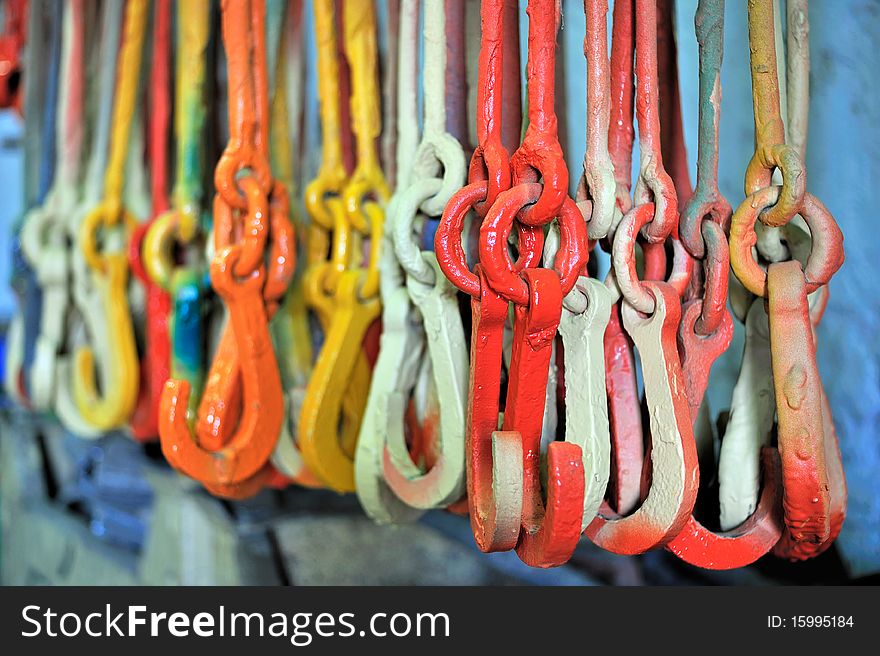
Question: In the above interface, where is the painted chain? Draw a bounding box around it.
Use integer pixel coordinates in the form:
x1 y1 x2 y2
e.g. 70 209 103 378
159 0 290 491
71 0 147 432
727 0 845 561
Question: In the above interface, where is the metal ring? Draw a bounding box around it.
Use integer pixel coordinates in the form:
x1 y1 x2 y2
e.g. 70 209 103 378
729 186 844 298
79 201 137 274
343 172 389 236
634 160 678 245
209 244 265 299
611 203 659 314
411 133 468 217
230 176 270 279
435 181 545 298
696 220 730 336
392 178 442 286
262 182 295 304
128 221 151 286
468 139 511 217
743 143 806 228
509 144 568 227
213 145 273 211
304 171 347 231
479 182 587 305
679 189 732 258
142 208 202 293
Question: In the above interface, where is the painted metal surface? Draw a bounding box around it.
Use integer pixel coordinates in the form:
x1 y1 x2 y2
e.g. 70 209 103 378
586 282 699 555
743 0 804 228
52 0 122 438
0 0 27 112
724 1 846 558
662 0 784 570
127 0 172 442
355 0 424 524
475 0 593 567
144 0 210 425
6 0 54 408
20 0 82 413
356 0 471 514
0 0 865 573
71 0 147 431
578 0 615 241
600 0 644 517
159 0 289 491
298 0 387 493
435 0 525 550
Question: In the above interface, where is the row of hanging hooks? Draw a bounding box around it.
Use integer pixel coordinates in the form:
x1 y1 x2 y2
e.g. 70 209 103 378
1 0 845 570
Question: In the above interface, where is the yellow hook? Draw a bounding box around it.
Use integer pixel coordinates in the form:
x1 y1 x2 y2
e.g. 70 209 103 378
72 0 148 430
297 0 387 491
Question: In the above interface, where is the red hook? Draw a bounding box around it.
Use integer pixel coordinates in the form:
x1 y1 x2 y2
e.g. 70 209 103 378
437 185 543 552
128 0 172 441
479 181 589 567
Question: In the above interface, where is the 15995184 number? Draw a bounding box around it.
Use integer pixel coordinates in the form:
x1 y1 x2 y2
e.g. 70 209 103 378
791 616 854 628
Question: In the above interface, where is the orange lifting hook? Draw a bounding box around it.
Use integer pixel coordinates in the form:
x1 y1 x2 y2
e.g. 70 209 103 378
159 0 289 487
